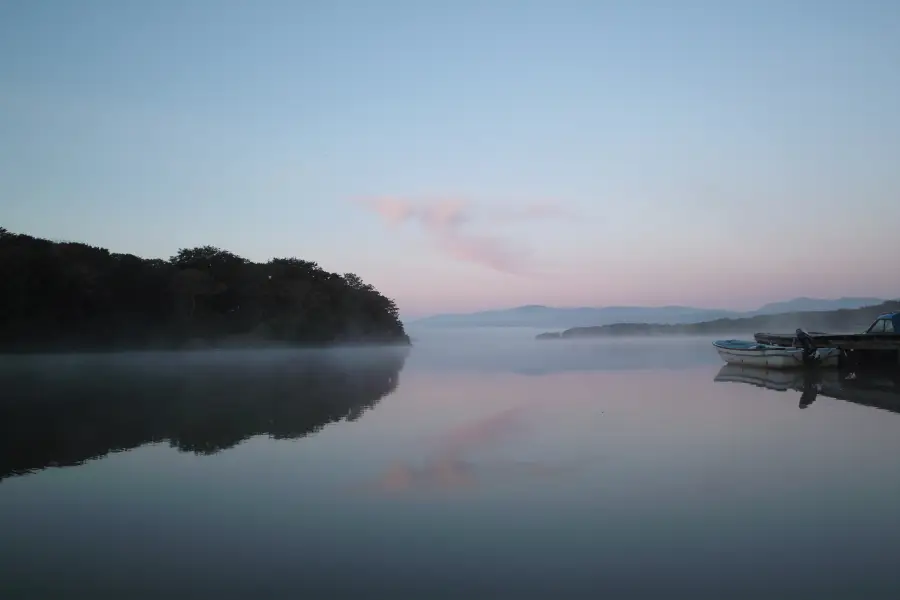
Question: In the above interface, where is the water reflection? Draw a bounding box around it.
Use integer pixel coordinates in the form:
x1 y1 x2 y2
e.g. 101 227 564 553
4 341 900 597
407 331 723 374
352 404 585 495
0 347 409 481
714 365 900 414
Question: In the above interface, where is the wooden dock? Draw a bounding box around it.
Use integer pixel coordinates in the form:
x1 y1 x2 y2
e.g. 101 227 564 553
755 312 900 361
755 332 900 350
754 332 900 366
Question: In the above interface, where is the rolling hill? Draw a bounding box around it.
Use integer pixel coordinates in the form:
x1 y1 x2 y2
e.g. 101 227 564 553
413 297 888 329
536 300 900 339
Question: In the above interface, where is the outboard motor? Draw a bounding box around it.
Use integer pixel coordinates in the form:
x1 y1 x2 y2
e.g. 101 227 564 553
794 328 818 364
799 370 819 408
799 387 818 409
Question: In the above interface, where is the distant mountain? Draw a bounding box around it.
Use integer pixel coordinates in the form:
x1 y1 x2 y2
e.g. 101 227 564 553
412 297 890 329
412 305 743 329
749 297 886 316
537 300 900 340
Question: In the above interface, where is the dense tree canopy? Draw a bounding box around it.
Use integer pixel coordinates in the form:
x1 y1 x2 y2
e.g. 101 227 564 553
0 228 409 352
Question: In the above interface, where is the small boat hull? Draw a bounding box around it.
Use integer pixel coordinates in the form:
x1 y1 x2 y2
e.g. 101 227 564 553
713 340 841 369
714 364 813 391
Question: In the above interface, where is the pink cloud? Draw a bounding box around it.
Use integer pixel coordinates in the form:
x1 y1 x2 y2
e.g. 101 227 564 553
364 197 469 230
435 232 530 274
360 197 567 275
420 200 469 230
368 197 418 225
491 202 576 223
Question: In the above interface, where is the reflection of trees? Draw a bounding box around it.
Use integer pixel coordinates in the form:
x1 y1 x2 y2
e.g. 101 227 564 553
0 348 408 480
714 365 900 415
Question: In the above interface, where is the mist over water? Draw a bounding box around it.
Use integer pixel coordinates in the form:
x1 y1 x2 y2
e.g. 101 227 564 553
2 331 900 598
406 325 731 373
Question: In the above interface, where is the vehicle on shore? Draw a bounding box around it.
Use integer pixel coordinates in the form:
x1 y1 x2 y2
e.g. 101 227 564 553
754 312 898 346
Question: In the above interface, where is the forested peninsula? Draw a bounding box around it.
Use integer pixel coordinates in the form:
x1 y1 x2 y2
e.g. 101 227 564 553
0 228 409 352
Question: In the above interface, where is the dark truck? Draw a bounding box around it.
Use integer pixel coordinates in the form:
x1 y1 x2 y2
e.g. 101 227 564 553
866 312 899 334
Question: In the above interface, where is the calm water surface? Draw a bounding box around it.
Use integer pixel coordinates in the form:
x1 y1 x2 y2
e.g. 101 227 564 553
2 331 900 599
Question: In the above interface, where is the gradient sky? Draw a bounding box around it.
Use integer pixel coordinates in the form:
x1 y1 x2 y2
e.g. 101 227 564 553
3 0 899 319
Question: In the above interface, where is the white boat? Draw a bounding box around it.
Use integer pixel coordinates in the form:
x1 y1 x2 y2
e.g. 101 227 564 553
714 364 810 391
712 339 842 369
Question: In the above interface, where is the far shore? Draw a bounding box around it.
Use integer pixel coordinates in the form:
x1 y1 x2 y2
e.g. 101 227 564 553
535 300 900 341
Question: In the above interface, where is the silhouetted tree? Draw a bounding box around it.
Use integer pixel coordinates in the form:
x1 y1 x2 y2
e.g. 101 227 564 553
0 228 409 352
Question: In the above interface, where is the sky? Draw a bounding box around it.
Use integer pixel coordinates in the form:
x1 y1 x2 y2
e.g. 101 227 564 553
2 0 899 319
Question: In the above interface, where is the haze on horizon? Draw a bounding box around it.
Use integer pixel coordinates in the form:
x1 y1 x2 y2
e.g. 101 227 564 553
3 0 899 320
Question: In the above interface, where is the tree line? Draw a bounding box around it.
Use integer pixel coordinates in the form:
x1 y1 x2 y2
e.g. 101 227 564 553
0 227 409 352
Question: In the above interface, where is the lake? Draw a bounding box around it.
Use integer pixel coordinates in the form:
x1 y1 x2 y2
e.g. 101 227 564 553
2 331 900 599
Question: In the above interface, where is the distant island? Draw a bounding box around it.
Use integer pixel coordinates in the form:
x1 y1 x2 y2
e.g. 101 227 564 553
413 297 888 330
536 300 900 340
0 228 410 352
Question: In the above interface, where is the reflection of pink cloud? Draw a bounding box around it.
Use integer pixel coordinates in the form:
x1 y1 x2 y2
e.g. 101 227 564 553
440 405 526 453
348 403 584 496
358 458 574 494
359 197 568 276
366 459 476 493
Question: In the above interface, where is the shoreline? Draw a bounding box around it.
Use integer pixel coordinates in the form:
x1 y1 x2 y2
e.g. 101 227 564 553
535 300 900 340
0 336 412 356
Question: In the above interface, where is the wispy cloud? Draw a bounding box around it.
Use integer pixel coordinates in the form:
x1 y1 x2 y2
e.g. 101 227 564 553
490 203 576 223
359 197 570 275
